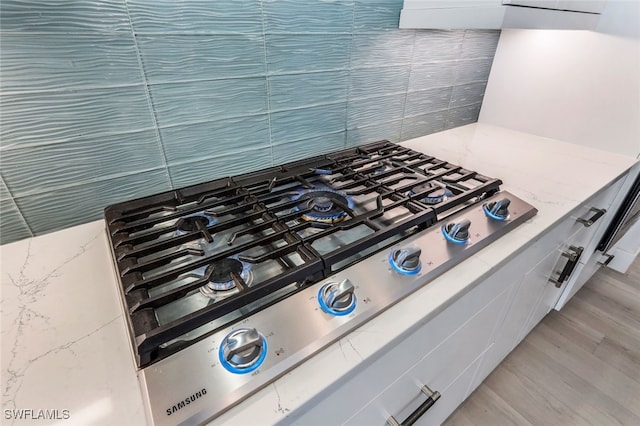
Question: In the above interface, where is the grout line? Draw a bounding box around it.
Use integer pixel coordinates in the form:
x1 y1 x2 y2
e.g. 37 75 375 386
344 0 356 148
0 173 34 236
8 166 169 199
399 30 418 141
123 0 174 188
0 82 147 97
258 0 275 167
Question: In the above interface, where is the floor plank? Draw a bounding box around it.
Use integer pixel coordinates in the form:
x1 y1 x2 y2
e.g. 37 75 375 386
444 255 640 425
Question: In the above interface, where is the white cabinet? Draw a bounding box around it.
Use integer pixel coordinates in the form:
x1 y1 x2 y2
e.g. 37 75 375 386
555 174 625 308
399 1 505 30
469 174 627 393
399 0 605 29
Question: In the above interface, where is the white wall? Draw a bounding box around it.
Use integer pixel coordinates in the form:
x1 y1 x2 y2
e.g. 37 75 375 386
479 0 640 158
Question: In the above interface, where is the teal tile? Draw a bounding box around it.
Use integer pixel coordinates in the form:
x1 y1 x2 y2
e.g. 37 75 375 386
0 34 142 92
272 132 346 164
271 103 347 144
408 62 455 91
0 0 130 33
401 111 447 140
1 130 164 197
413 31 465 63
266 34 351 74
349 65 410 100
169 147 272 188
159 115 270 164
348 94 405 129
0 199 32 245
15 169 171 235
404 87 452 117
0 87 156 148
446 103 482 129
450 82 487 107
454 58 493 84
461 30 500 59
346 120 402 147
150 78 268 127
0 178 11 201
269 71 348 111
263 0 353 34
137 35 266 83
354 0 403 32
128 0 263 34
351 32 414 67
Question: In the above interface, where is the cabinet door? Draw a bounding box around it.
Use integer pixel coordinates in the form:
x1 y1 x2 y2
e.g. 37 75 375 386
516 248 566 341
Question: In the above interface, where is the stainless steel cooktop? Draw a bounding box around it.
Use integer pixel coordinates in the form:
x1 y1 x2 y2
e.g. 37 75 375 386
103 140 537 425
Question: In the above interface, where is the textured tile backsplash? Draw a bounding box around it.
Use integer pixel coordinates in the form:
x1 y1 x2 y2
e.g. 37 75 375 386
0 0 500 245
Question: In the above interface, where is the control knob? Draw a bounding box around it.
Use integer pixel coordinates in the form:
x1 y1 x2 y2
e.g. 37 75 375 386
442 219 471 244
483 198 511 221
219 327 267 374
318 279 356 316
388 247 422 275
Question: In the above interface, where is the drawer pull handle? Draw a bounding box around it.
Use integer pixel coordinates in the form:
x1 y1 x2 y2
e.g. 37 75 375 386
386 385 441 426
576 207 606 227
549 245 584 288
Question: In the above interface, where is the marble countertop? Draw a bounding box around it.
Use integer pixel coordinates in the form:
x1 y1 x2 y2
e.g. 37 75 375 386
1 123 637 425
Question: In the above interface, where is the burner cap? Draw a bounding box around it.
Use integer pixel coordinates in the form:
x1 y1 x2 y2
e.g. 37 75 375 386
177 215 210 233
207 258 243 284
199 258 254 298
309 196 334 212
410 182 452 204
296 190 350 224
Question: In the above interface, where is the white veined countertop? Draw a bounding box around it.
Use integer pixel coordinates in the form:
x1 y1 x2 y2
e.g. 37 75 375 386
1 123 637 426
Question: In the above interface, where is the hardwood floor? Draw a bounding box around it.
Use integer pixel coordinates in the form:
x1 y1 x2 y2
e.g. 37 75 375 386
444 255 640 426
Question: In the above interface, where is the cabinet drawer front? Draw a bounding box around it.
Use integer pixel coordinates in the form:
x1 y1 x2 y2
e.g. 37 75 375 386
344 288 509 426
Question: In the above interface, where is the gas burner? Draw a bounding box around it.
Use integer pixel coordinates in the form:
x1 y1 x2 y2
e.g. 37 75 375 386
176 213 217 236
364 160 393 176
409 181 453 205
199 257 253 297
293 189 354 224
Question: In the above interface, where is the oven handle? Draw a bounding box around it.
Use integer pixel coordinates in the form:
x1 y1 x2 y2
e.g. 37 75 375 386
386 385 441 426
548 245 584 288
576 207 606 227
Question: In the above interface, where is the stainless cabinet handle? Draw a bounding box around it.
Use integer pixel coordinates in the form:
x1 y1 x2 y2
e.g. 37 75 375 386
386 385 441 426
548 245 584 288
576 207 606 227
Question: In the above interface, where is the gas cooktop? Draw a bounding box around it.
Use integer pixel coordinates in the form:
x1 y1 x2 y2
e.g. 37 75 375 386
104 140 537 425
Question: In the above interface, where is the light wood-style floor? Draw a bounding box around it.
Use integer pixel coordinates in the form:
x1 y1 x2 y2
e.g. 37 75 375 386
444 255 640 426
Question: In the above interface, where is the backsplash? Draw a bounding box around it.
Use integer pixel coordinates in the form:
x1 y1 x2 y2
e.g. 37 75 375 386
0 0 499 245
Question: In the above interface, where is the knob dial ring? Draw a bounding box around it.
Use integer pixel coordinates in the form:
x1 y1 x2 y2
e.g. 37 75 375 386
318 280 357 316
218 328 267 374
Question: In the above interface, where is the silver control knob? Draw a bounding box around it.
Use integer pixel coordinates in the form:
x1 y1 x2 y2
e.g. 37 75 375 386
443 218 471 243
320 279 356 313
391 247 422 271
221 328 265 369
484 198 511 220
